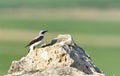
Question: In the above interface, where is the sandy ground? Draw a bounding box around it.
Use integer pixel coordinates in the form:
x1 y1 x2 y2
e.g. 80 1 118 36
0 8 120 21
0 29 120 47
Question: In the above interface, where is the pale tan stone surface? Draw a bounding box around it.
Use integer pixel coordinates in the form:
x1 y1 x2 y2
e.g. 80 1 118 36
5 34 105 76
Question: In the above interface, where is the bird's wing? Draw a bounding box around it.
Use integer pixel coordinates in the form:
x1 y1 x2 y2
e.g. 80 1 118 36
25 36 44 47
25 35 40 47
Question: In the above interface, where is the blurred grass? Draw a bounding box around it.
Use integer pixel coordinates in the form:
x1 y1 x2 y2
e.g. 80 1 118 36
0 0 120 75
85 46 120 76
0 0 120 8
0 19 120 35
0 41 27 74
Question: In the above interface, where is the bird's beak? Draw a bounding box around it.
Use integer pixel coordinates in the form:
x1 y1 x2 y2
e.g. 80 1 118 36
44 30 48 33
43 30 48 34
45 30 48 32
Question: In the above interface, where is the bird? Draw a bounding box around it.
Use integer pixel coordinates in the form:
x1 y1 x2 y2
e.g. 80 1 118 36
25 30 47 52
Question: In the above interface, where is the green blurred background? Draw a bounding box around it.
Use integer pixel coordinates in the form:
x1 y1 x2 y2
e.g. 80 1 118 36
0 0 120 76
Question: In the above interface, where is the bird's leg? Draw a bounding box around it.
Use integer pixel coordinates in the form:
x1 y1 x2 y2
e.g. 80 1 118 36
29 45 34 52
28 46 35 53
33 46 35 50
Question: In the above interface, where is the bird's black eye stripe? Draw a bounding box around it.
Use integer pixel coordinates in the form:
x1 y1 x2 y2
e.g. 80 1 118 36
42 31 47 34
41 32 44 34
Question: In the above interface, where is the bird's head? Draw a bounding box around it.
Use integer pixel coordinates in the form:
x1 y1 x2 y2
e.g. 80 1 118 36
39 30 48 35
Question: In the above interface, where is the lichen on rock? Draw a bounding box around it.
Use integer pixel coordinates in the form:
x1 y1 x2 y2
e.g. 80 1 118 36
5 34 105 76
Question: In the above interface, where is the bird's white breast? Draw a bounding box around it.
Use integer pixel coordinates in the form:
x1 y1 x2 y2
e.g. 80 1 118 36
32 40 42 47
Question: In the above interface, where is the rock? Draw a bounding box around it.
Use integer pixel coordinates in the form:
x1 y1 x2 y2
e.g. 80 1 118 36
5 34 105 76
